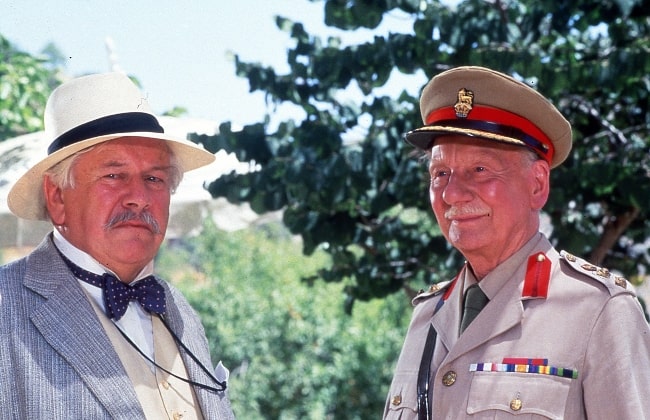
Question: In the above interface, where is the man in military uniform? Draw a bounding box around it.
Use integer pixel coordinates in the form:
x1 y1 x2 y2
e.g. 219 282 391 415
384 66 650 419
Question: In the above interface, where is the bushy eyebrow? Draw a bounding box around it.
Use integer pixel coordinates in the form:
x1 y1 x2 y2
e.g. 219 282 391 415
98 160 173 173
99 160 127 168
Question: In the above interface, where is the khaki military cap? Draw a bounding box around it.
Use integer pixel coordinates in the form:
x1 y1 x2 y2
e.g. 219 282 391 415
404 66 572 168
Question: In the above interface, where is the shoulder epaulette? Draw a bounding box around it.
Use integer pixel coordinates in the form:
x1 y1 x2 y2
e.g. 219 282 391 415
412 280 453 306
559 250 634 296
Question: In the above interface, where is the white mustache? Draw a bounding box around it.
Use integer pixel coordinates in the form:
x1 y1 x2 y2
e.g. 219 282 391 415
444 206 489 219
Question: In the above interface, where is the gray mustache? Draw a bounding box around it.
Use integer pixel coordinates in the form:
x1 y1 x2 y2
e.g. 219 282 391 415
104 211 161 234
444 205 490 220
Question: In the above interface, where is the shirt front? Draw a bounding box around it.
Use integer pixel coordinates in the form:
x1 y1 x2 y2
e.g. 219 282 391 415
53 229 156 363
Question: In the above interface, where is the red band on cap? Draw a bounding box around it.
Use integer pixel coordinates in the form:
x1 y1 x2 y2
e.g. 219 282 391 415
425 105 555 164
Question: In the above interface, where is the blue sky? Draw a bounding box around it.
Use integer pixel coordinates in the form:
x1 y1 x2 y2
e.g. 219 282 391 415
0 0 324 125
1 0 424 128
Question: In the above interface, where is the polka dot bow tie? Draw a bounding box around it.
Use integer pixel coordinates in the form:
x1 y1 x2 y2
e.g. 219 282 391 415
60 254 166 320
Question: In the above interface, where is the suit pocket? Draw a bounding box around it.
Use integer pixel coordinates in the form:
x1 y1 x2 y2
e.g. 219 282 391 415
467 372 571 419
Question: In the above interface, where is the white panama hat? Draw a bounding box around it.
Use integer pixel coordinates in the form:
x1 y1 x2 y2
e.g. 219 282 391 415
8 72 216 221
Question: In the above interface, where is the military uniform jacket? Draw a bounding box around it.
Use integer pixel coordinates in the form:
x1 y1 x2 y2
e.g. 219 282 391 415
0 235 235 419
384 233 650 419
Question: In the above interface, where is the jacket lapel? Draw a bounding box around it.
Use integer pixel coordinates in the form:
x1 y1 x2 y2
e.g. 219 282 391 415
162 284 232 419
162 284 215 415
430 270 523 360
431 285 461 355
439 234 553 364
445 277 524 363
25 237 144 418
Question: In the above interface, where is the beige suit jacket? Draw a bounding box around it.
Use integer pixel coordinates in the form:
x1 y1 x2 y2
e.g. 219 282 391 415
384 233 650 419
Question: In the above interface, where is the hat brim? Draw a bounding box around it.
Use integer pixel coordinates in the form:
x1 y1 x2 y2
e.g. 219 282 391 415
404 125 568 169
8 132 216 221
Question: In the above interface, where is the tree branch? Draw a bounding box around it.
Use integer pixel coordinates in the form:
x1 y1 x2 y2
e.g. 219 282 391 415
589 207 640 265
569 94 629 145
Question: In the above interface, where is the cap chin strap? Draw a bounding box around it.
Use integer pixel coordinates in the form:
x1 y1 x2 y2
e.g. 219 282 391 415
423 105 555 165
430 119 552 163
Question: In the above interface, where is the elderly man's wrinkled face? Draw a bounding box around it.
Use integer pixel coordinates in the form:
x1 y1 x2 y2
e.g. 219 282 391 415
44 137 174 282
428 136 549 275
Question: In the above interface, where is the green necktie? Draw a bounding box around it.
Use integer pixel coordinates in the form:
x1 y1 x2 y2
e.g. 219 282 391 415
460 284 489 334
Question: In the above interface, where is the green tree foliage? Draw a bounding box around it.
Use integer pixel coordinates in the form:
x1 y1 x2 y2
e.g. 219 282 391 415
0 35 60 139
197 0 650 308
157 221 411 418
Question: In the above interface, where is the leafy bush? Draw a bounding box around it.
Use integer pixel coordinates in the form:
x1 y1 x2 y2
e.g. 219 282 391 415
157 220 412 418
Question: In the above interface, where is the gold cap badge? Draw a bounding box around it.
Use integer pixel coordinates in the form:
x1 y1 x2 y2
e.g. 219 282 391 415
454 88 474 118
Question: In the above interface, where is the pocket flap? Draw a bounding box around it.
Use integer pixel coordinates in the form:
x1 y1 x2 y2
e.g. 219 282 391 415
468 372 571 419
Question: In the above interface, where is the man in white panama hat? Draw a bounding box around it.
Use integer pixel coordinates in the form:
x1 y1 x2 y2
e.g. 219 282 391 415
383 66 650 419
0 73 235 419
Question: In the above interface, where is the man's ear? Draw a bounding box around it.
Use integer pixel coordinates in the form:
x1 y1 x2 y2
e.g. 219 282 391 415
530 160 551 211
43 175 66 226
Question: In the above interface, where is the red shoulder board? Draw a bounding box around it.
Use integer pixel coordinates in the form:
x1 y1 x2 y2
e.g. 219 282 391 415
442 276 457 301
522 252 551 298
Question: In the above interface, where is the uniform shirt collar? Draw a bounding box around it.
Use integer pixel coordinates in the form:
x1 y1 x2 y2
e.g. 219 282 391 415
468 232 545 300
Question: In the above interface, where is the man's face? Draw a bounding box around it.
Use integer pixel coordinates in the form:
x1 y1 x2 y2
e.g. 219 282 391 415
428 136 549 272
45 136 174 281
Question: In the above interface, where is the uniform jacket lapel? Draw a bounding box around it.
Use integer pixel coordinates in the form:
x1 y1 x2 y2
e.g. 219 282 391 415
431 283 460 355
445 275 524 363
438 234 551 365
25 237 144 418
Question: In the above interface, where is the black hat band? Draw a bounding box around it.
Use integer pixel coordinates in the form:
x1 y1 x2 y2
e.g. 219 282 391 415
47 112 164 155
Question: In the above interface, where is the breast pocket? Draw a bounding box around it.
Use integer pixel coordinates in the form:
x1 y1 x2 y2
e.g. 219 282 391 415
467 372 571 419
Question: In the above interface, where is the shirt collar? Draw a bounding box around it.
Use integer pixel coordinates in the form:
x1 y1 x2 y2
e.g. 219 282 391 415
53 229 154 282
468 232 545 300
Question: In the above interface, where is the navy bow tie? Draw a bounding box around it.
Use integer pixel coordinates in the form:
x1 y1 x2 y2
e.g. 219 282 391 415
60 254 166 320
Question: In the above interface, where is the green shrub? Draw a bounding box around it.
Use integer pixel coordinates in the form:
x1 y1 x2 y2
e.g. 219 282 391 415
157 220 411 419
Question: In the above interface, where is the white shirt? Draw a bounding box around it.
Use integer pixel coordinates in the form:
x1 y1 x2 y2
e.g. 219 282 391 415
53 229 155 362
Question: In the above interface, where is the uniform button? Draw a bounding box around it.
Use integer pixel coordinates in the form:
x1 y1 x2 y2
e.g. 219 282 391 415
172 411 183 420
441 371 457 386
510 394 522 411
161 380 170 390
391 395 402 406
